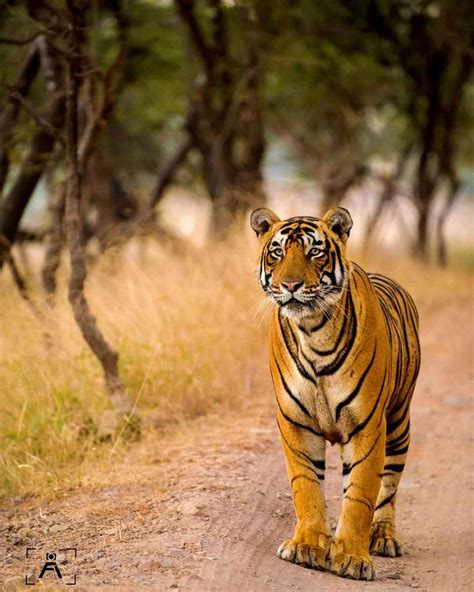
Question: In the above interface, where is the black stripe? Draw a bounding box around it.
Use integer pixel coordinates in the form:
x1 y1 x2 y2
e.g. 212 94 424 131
333 241 346 287
275 394 322 437
344 495 373 512
309 312 331 333
343 433 382 476
386 395 411 435
313 459 325 471
383 463 405 473
291 474 321 487
277 420 316 475
335 343 377 421
310 289 350 356
285 320 321 373
273 354 313 419
385 444 409 457
344 370 388 444
315 291 357 376
375 491 396 511
373 279 414 398
386 421 410 448
277 419 323 474
297 323 311 336
277 312 317 385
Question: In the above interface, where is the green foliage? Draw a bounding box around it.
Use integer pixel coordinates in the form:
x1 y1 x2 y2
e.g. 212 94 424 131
1 0 473 198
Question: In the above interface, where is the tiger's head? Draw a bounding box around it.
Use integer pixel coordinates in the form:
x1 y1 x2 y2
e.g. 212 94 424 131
250 207 353 319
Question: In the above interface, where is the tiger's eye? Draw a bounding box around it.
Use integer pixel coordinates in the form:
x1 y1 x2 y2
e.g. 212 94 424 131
309 248 324 258
272 248 283 258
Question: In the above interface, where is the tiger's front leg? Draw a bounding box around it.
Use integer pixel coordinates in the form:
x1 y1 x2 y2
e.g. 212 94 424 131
328 427 386 581
276 408 330 571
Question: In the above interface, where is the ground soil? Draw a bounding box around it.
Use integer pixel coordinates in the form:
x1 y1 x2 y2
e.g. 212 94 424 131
1 297 473 591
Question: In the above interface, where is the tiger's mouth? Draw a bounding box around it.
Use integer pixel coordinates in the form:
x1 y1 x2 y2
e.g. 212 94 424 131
272 287 343 318
272 293 317 317
278 298 316 319
280 296 311 307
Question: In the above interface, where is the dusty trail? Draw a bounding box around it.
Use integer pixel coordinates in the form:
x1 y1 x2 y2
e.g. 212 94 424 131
1 298 473 591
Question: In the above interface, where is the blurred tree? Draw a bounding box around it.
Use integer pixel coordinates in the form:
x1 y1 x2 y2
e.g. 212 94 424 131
63 0 135 427
255 0 396 207
256 0 473 263
0 25 66 269
0 0 137 430
99 0 190 206
343 0 474 263
1 0 473 262
175 0 266 230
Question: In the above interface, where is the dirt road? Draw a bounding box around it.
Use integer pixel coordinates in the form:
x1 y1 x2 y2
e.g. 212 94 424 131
1 298 473 591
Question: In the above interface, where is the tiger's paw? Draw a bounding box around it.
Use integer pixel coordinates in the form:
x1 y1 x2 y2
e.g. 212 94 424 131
277 534 329 571
327 540 375 580
370 521 401 557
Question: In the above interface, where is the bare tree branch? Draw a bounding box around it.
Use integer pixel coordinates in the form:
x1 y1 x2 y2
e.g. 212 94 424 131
6 86 66 146
0 30 45 46
150 137 194 208
42 0 130 299
78 45 127 167
175 0 214 75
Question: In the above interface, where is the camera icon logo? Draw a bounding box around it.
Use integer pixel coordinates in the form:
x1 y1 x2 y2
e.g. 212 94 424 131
25 547 77 586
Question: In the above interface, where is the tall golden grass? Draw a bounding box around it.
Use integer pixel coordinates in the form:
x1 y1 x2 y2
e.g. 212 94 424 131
0 226 472 499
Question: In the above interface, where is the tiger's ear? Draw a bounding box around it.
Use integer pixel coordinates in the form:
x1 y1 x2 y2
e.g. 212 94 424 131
250 208 280 239
322 207 353 244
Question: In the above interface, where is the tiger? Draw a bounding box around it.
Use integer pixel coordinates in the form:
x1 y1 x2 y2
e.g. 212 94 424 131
250 207 420 581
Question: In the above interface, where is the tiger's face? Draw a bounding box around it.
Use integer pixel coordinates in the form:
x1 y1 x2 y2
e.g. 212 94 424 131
251 207 353 319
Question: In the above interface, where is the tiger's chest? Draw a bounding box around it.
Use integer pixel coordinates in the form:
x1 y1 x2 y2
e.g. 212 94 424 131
295 372 346 444
285 332 380 445
271 305 380 444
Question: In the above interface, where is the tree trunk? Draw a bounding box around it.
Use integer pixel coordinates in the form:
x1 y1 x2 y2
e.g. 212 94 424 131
176 0 266 232
42 184 66 303
435 175 460 267
0 43 40 193
0 39 65 268
64 0 135 426
413 201 431 260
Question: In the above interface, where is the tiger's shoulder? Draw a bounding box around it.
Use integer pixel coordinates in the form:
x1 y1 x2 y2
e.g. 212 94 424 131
352 262 419 329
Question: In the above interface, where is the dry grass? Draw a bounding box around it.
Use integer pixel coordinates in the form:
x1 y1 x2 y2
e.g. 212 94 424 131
0 225 472 500
0 230 269 499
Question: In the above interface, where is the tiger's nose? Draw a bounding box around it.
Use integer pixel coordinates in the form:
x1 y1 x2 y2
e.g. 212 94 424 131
281 280 303 293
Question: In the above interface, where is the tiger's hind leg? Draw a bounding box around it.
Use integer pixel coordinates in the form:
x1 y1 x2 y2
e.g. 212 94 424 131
370 414 411 558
